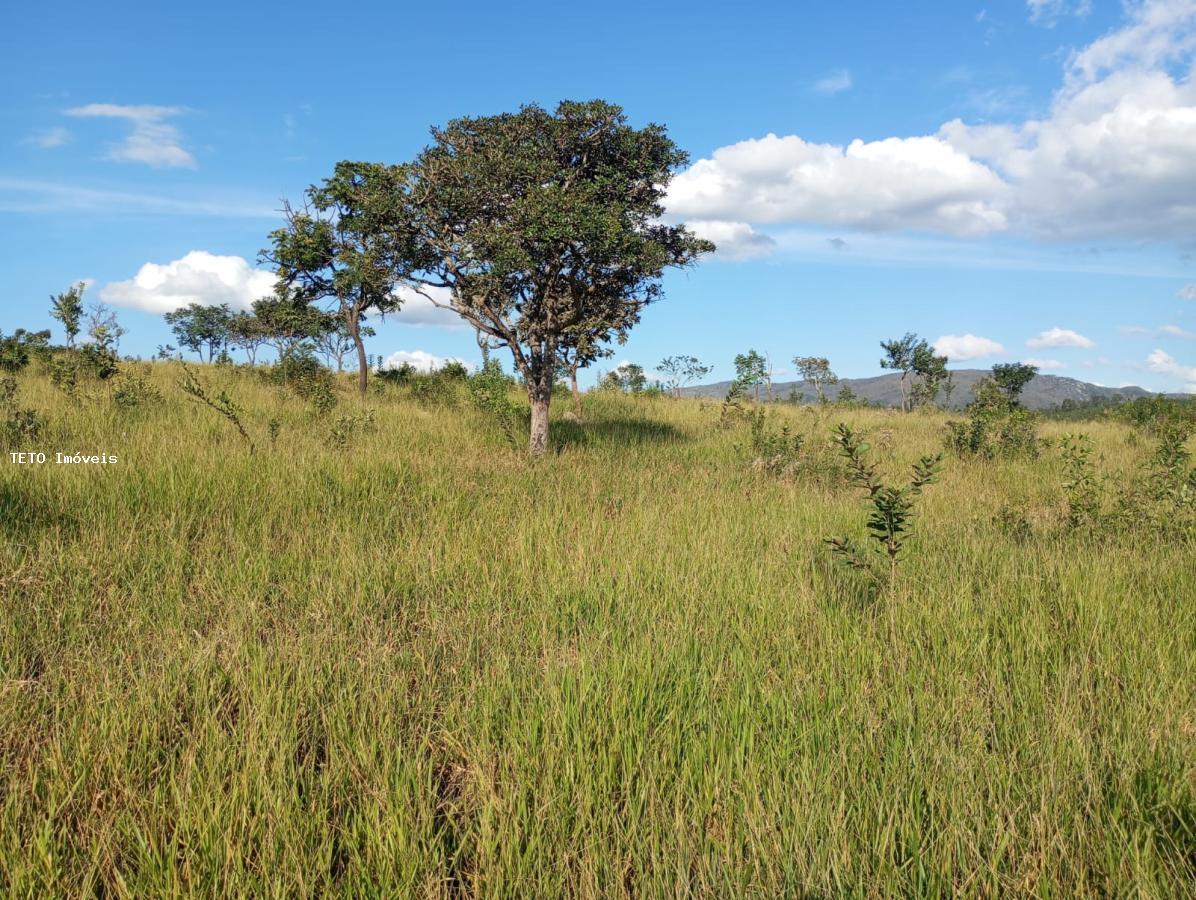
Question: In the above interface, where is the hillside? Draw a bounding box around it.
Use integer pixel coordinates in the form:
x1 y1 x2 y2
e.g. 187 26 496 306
680 368 1160 409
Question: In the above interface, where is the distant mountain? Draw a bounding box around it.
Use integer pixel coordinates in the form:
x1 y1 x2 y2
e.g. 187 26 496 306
679 369 1164 410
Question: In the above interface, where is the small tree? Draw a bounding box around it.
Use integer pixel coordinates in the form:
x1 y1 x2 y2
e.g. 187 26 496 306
252 294 331 360
826 424 943 592
733 350 768 402
992 362 1038 407
910 343 949 409
793 356 838 404
879 333 918 411
263 161 407 396
227 312 269 365
394 99 713 455
50 283 87 348
602 362 648 393
86 302 126 353
657 355 712 398
163 303 234 363
313 318 376 372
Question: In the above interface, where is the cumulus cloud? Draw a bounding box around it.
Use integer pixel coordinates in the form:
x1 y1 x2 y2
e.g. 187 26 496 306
685 220 777 260
1023 357 1066 369
392 284 468 328
1026 327 1096 348
65 103 195 168
666 133 1008 237
101 251 275 314
666 0 1196 244
933 333 1006 360
381 350 473 373
812 69 853 95
1146 347 1196 389
1180 283 1196 300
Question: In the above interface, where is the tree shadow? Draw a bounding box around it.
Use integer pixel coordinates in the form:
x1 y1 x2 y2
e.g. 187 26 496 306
550 415 685 451
0 480 78 541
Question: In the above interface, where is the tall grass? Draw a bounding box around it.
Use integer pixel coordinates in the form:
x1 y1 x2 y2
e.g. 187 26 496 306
2 363 1193 897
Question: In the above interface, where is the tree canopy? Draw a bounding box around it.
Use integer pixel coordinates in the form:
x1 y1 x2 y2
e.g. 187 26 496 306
393 99 713 453
263 161 408 395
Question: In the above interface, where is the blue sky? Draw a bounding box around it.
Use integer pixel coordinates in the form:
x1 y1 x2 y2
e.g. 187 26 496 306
2 0 1196 392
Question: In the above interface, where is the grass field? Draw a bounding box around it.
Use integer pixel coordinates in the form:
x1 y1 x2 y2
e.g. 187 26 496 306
2 363 1194 897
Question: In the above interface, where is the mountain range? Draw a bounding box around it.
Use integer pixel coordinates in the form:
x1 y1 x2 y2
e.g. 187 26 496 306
678 369 1170 410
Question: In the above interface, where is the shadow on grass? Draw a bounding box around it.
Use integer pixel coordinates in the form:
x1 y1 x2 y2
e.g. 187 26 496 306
550 416 685 451
0 480 77 541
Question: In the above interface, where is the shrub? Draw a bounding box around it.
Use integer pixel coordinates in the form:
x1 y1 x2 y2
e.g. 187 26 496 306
945 378 1039 459
467 360 522 449
0 329 51 373
1060 434 1101 530
266 351 338 413
330 409 376 448
741 408 805 478
112 366 163 409
0 376 46 446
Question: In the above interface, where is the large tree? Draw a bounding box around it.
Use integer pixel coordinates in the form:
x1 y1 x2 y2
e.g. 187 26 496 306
394 100 713 454
263 162 406 396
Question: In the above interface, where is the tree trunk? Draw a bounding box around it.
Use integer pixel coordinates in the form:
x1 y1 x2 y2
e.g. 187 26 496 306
570 366 582 419
529 379 552 457
349 315 367 397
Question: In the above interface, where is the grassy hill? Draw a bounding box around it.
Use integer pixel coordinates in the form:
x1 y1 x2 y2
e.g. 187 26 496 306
681 369 1162 410
2 361 1193 896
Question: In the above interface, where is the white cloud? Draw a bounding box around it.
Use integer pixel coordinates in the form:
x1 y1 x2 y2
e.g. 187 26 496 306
812 69 853 95
392 284 467 328
65 103 195 168
1180 283 1196 300
1023 357 1066 369
667 133 1008 237
23 127 71 149
101 251 275 314
381 350 473 373
933 333 1006 360
1067 0 1196 83
1146 347 1196 389
1026 327 1096 348
1121 324 1152 335
685 220 777 260
666 0 1196 244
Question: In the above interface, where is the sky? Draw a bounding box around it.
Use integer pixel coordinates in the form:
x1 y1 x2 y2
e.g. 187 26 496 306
2 0 1196 392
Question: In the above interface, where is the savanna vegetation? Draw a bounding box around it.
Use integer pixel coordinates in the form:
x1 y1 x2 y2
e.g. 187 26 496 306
1 345 1194 896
